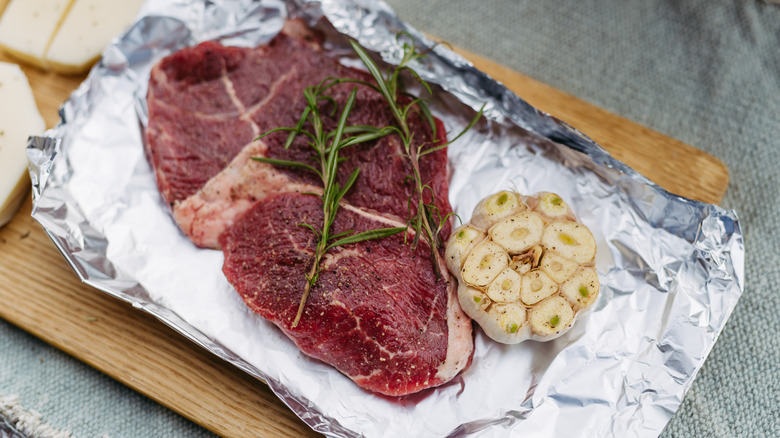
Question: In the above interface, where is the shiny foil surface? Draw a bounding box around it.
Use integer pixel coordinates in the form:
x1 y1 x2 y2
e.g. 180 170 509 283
26 0 744 436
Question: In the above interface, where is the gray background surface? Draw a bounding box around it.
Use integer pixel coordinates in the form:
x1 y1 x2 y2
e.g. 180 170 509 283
1 0 777 436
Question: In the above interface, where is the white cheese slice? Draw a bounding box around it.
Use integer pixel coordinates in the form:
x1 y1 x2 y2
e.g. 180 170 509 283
45 0 146 74
0 62 45 227
0 0 74 70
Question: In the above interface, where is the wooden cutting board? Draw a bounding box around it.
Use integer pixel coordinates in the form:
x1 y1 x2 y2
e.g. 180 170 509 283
0 45 728 438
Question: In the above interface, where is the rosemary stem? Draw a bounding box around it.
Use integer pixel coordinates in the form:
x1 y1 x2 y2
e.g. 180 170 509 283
293 253 321 327
409 146 443 279
291 91 333 328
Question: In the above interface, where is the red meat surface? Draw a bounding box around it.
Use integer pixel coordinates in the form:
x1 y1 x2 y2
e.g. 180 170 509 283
146 29 451 248
220 194 472 396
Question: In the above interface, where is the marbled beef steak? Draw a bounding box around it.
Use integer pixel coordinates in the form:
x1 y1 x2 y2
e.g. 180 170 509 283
220 193 473 396
145 21 474 396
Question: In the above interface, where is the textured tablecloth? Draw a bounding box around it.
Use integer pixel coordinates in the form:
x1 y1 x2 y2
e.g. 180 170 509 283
1 0 777 436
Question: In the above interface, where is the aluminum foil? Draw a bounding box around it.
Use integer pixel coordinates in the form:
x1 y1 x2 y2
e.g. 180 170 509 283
26 0 744 436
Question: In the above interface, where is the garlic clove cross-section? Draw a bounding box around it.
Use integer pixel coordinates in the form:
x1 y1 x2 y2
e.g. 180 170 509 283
446 190 600 344
444 224 487 280
529 191 576 222
541 221 596 265
461 240 510 287
470 190 526 229
488 211 545 254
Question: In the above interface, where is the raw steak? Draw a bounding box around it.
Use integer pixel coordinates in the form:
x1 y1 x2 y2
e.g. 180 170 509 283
145 21 473 396
145 22 451 249
220 193 473 396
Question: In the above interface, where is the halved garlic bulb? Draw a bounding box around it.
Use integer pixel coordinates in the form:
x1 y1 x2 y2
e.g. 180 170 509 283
446 190 600 344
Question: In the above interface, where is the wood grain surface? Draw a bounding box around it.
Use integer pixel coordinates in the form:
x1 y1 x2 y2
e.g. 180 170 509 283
0 44 728 438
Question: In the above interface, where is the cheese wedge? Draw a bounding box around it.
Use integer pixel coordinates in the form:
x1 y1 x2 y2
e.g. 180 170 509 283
0 62 45 227
0 0 144 74
46 0 146 74
0 0 74 70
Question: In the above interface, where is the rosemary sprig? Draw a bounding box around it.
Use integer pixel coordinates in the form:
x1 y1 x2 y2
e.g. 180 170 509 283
349 36 484 279
253 78 404 327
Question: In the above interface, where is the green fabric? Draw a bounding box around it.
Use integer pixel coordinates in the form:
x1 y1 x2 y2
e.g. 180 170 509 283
2 0 776 436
